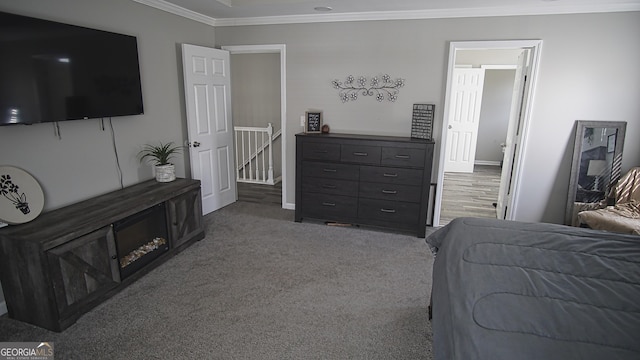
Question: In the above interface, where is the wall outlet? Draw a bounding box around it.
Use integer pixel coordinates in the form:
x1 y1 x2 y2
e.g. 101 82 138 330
300 115 305 127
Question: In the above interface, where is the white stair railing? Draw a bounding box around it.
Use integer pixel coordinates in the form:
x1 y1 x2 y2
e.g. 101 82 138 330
234 123 280 185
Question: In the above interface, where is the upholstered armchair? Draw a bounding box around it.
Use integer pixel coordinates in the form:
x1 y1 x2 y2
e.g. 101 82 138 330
577 167 640 235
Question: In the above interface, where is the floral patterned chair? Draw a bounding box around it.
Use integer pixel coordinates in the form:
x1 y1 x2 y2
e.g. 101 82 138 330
578 167 640 235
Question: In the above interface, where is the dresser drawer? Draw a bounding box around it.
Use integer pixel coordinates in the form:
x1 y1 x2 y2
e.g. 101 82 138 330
302 161 359 180
302 178 358 196
302 193 358 219
303 142 340 161
381 147 425 168
359 166 423 186
340 144 381 164
358 198 420 225
359 182 422 203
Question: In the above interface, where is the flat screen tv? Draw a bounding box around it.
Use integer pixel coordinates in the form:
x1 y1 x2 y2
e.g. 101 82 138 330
0 11 144 126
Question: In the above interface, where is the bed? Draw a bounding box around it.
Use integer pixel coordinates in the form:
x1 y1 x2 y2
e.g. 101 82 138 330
426 217 640 360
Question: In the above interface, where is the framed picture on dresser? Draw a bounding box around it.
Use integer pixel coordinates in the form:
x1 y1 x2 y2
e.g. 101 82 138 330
304 110 323 133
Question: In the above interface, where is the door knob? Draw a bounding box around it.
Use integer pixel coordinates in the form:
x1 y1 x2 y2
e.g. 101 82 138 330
192 141 200 147
448 125 453 129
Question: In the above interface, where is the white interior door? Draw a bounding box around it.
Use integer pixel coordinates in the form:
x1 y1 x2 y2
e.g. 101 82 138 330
496 51 528 219
443 68 486 173
182 44 236 215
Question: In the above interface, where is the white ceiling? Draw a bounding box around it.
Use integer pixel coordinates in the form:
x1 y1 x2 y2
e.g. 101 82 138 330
133 0 640 26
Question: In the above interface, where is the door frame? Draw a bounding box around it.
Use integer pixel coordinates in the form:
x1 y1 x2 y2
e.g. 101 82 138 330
433 40 543 227
221 44 290 209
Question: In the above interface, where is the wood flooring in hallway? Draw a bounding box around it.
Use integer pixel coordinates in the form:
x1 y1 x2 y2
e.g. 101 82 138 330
439 165 501 226
237 181 282 206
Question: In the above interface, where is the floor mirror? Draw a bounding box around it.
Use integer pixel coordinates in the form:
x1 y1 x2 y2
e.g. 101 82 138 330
565 120 627 226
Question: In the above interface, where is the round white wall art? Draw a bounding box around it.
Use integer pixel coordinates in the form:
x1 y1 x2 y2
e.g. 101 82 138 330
0 166 44 225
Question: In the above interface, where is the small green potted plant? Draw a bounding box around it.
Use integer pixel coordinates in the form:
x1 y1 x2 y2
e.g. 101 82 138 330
138 142 182 182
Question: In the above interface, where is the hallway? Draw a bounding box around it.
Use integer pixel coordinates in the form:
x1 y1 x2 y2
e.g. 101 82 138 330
439 165 501 226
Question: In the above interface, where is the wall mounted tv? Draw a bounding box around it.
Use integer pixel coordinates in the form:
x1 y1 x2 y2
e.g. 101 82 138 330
0 11 144 126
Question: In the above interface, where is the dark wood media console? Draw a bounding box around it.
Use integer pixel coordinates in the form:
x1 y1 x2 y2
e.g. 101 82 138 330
0 178 204 331
295 133 435 237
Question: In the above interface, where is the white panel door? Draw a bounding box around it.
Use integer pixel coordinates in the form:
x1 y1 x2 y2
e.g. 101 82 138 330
182 44 236 215
443 68 486 173
496 51 528 219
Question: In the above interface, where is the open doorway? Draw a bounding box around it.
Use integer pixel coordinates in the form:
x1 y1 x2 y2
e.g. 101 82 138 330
433 40 543 227
439 53 520 226
222 45 288 209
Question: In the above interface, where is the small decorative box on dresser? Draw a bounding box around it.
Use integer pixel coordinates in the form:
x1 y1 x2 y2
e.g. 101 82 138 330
295 133 435 237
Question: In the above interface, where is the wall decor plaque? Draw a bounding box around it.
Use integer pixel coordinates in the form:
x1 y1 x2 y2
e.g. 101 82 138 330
305 110 323 133
411 104 435 140
0 166 44 225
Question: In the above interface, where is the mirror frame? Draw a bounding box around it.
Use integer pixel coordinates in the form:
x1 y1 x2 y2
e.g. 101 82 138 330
565 120 627 225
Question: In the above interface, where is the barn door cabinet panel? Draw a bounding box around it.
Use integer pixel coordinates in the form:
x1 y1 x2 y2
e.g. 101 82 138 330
295 133 435 237
0 179 205 332
47 225 121 324
167 187 204 249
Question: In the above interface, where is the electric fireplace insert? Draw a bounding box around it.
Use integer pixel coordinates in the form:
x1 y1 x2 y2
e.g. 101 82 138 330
113 203 169 279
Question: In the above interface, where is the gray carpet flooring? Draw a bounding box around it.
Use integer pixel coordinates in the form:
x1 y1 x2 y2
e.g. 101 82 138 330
0 201 436 359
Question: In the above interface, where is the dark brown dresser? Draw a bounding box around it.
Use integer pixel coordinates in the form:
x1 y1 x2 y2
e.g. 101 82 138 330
295 133 435 237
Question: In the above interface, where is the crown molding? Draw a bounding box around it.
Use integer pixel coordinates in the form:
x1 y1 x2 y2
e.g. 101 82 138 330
132 0 640 28
215 3 640 26
132 0 216 26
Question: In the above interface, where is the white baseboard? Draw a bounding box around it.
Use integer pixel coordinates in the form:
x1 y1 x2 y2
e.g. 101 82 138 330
0 300 7 316
475 160 501 166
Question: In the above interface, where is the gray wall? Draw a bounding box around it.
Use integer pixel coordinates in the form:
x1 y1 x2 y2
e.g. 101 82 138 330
215 12 640 224
456 49 523 67
0 0 216 211
231 53 281 128
477 69 516 163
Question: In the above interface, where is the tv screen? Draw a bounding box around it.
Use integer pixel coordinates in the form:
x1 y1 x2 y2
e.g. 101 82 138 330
0 11 144 126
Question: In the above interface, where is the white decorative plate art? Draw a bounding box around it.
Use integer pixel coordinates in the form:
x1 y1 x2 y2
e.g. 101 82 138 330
0 166 44 225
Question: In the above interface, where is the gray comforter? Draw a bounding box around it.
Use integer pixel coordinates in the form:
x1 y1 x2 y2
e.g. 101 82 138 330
426 217 640 360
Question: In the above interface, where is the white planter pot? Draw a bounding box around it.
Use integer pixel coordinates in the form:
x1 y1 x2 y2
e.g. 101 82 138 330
154 164 176 182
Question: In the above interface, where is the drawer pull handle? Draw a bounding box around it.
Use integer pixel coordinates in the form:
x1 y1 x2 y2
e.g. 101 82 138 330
322 202 336 207
383 173 398 178
380 208 396 213
382 190 398 194
353 152 368 156
315 150 328 154
323 168 337 173
395 154 410 159
322 184 337 189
